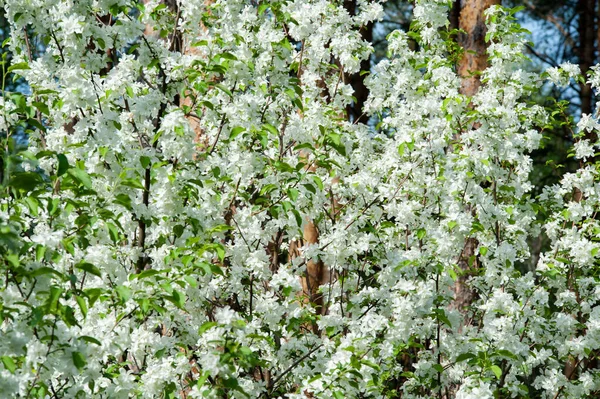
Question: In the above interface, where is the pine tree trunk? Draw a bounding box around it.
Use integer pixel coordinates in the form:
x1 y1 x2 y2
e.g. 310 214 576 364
456 0 501 96
578 0 595 117
451 0 500 319
565 0 597 381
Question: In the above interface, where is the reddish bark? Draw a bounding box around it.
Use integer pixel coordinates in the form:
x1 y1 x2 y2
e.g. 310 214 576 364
456 0 501 96
451 0 499 317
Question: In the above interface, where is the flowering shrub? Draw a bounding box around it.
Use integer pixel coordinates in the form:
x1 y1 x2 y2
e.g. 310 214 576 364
1 0 600 398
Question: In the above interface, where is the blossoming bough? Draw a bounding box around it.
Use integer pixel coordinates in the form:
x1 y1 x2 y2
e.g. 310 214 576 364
2 0 600 398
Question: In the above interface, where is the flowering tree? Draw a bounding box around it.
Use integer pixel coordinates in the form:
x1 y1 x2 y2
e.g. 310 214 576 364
1 0 600 398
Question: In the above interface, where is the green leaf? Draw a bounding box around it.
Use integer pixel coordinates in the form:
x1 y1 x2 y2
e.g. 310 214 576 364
5 253 18 268
76 262 101 277
32 101 49 116
24 196 40 216
30 267 64 279
72 351 86 370
230 126 245 139
140 155 151 169
114 193 132 209
294 142 314 151
166 290 186 310
79 336 101 346
136 269 162 279
479 246 488 256
328 131 341 145
219 52 237 61
209 225 234 233
56 154 69 176
312 175 324 191
183 275 197 288
263 123 278 135
517 384 529 394
361 359 380 371
292 209 302 227
327 133 346 156
455 352 474 362
75 295 88 318
209 263 224 276
490 365 502 379
47 286 63 312
68 168 92 189
85 288 103 307
35 245 46 262
120 178 144 190
199 321 217 334
260 184 278 196
164 382 177 399
1 356 16 373
287 188 299 201
106 223 120 243
9 172 42 191
214 244 225 262
28 307 44 327
115 286 132 303
448 267 457 281
7 62 29 72
215 83 232 97
303 183 316 194
62 306 79 327
258 3 269 14
195 261 211 275
432 309 452 328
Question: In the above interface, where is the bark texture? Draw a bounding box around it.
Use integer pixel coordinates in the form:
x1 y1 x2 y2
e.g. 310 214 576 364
456 0 501 96
451 0 499 317
289 38 331 332
289 220 328 319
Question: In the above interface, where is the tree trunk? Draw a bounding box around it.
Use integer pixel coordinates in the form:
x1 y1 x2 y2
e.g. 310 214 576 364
578 0 595 117
289 0 375 325
343 0 373 124
449 1 460 31
565 0 597 381
451 0 500 318
456 0 501 96
288 39 331 333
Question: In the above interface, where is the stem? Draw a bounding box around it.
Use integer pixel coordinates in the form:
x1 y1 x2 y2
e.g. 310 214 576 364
136 165 151 272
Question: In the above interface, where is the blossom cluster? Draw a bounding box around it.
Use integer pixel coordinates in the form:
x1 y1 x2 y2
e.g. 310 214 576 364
1 0 600 398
